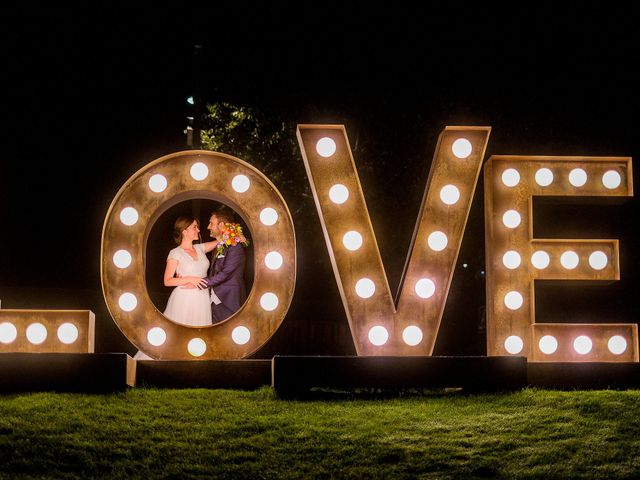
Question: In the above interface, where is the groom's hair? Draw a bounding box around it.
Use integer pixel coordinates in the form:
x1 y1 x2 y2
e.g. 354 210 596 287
211 205 236 224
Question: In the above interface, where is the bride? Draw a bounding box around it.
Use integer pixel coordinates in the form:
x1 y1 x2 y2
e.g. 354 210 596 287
134 215 217 360
162 215 213 326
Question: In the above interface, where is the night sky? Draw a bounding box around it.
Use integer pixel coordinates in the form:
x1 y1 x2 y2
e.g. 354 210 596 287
1 5 638 355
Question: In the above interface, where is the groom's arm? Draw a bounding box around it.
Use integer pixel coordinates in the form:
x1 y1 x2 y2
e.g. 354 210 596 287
201 246 245 288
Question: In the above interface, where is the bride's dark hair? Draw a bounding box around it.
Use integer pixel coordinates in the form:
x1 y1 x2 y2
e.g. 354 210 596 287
172 216 198 245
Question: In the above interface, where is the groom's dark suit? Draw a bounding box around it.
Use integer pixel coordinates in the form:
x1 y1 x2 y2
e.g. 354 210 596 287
203 244 247 324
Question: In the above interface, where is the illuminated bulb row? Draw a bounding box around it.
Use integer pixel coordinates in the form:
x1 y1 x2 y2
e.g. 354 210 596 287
115 247 285 272
120 167 279 228
118 249 282 273
314 136 478 160
323 136 469 206
120 205 278 228
191 162 254 193
502 250 608 270
329 166 468 210
354 276 437 300
504 334 627 355
144 326 252 357
0 322 79 345
501 167 622 189
367 325 424 346
118 291 280 313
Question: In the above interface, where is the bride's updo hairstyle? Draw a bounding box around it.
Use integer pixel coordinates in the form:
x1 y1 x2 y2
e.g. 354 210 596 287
172 215 198 245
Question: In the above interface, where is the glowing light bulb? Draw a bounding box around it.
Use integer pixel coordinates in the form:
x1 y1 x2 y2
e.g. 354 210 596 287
602 170 622 189
452 138 472 158
188 338 207 357
427 231 448 251
608 335 627 355
148 174 168 193
316 137 337 157
260 208 278 226
535 168 554 187
118 293 138 312
531 250 550 270
343 231 363 251
260 293 279 311
414 278 436 299
232 326 251 345
57 323 78 344
355 278 376 298
232 174 251 193
502 250 521 269
264 251 284 270
504 335 524 354
501 168 520 187
26 323 47 345
147 327 167 346
588 251 608 270
329 184 349 204
190 162 209 181
368 326 389 346
402 326 423 346
502 210 521 229
119 207 139 226
573 335 592 354
560 251 579 270
538 335 558 355
504 291 524 310
0 322 18 344
439 185 460 205
113 250 132 269
569 168 587 187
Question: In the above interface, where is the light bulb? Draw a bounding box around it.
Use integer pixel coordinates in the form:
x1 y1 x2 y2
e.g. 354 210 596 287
452 138 472 159
504 335 524 354
148 174 168 193
232 326 251 345
402 326 423 346
316 137 337 157
232 174 251 193
355 278 376 298
329 184 349 204
501 168 520 187
190 162 209 181
368 326 389 346
147 327 167 346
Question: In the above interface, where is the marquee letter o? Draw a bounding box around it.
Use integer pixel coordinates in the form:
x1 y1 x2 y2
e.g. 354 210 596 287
101 150 296 360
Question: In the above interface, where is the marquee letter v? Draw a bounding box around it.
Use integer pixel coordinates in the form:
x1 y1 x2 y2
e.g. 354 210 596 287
297 125 490 355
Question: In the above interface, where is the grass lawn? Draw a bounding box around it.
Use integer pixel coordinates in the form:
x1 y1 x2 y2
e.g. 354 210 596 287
1 387 639 479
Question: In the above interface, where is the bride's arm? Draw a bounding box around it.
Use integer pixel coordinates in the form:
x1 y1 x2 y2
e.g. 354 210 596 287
163 259 207 288
200 241 218 254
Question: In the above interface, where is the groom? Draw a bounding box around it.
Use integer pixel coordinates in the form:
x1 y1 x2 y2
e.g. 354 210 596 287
201 206 247 324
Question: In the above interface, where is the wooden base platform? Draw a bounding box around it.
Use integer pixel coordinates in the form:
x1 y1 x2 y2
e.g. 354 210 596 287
4 354 640 393
136 359 272 389
528 362 640 389
0 353 135 392
272 356 528 397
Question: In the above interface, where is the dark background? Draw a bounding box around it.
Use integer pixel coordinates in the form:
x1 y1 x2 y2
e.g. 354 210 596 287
1 4 638 357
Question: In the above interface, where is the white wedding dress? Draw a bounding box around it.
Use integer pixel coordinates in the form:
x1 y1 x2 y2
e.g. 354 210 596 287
163 243 212 327
134 243 212 360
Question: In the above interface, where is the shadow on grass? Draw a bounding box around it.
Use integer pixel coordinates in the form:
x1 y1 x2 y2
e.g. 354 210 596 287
276 386 470 401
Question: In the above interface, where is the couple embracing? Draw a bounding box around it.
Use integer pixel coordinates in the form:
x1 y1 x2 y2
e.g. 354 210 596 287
135 207 248 359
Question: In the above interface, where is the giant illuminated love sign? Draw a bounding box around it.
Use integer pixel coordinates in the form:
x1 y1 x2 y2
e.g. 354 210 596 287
100 125 636 362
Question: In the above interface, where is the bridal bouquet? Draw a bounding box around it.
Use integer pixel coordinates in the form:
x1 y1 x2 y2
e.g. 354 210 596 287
216 223 249 256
